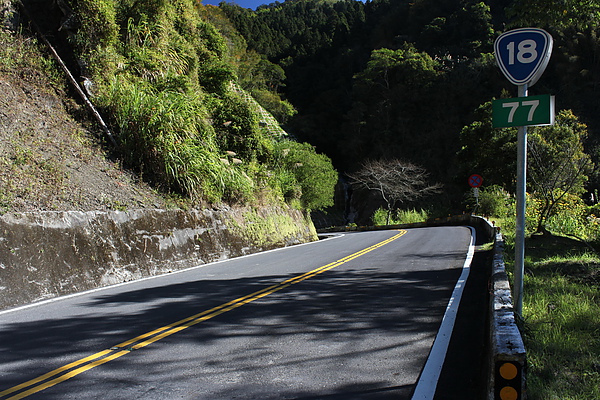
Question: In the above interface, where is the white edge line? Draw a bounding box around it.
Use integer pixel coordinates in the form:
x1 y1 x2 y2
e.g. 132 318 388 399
0 233 346 316
411 226 476 400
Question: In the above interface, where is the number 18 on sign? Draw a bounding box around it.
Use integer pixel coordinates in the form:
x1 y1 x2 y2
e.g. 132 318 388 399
494 28 553 86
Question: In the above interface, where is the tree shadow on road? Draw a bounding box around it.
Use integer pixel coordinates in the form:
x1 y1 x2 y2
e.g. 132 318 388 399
0 242 478 400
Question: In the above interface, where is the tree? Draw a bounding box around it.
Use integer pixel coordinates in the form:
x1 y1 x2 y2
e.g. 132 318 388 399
348 159 441 224
457 100 518 192
458 104 594 234
506 0 600 30
275 140 338 211
528 110 594 234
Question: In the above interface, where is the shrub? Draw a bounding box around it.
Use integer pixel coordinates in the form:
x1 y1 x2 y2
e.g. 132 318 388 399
213 93 273 162
373 208 429 225
273 140 337 210
477 185 514 217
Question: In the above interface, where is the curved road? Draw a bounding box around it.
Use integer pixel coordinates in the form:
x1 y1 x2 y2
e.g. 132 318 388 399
0 226 475 399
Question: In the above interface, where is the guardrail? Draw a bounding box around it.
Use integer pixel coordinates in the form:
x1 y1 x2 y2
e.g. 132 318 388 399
489 230 526 400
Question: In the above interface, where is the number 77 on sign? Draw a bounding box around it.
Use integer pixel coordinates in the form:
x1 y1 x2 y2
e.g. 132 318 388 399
492 94 555 128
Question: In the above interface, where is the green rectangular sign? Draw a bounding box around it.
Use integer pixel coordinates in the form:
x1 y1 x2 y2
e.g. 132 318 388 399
492 94 555 128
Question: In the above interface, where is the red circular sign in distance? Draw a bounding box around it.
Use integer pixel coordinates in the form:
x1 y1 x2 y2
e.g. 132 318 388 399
468 174 483 188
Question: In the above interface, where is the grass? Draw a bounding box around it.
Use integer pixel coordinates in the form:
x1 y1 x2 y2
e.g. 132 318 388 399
500 228 600 399
372 207 429 225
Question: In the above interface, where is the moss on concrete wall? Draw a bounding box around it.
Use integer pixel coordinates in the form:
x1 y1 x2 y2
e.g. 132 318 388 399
226 206 317 250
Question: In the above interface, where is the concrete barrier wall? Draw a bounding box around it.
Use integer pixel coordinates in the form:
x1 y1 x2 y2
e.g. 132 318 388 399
0 206 317 311
488 231 526 399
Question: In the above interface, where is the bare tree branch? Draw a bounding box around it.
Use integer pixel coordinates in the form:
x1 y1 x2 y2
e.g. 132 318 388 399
348 159 442 221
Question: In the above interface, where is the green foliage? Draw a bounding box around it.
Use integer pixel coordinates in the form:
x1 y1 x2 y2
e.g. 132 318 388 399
507 0 600 30
72 0 119 52
70 0 120 78
213 93 273 162
221 0 367 60
250 89 297 124
273 140 337 210
457 100 518 191
355 45 441 89
199 5 297 123
528 192 600 242
529 110 594 232
473 185 514 218
413 0 495 57
373 207 429 225
459 107 593 227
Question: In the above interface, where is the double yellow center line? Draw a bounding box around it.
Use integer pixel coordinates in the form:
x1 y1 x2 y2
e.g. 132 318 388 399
0 230 406 399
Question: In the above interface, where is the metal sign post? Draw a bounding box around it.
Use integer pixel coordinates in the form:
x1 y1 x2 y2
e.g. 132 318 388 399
469 174 483 213
514 83 528 317
494 28 553 317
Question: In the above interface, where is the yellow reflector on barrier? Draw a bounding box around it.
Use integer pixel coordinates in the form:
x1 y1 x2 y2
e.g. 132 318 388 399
495 361 521 400
499 362 518 380
499 386 518 400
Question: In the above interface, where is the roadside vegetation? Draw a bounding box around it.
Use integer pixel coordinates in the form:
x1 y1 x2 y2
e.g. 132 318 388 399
372 208 430 225
70 0 337 210
476 185 600 400
0 0 337 214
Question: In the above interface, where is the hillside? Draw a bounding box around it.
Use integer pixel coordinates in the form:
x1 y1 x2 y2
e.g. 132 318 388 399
1 0 599 227
0 0 338 214
0 28 170 213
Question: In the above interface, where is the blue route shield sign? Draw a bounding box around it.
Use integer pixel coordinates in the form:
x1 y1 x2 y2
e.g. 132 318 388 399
494 28 553 86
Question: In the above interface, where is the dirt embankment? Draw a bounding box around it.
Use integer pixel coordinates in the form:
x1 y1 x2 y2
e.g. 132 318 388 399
0 35 170 213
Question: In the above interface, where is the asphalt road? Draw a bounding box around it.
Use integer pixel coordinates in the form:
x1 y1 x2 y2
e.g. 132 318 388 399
0 226 478 400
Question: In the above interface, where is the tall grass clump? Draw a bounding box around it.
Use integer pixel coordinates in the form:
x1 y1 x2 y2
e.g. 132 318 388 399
523 250 600 400
63 0 337 209
103 78 253 203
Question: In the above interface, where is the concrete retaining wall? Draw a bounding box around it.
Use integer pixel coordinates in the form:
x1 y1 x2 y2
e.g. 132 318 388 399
0 206 317 311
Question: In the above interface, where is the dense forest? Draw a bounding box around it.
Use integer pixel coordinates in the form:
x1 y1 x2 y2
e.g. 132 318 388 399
9 0 600 224
218 0 600 219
